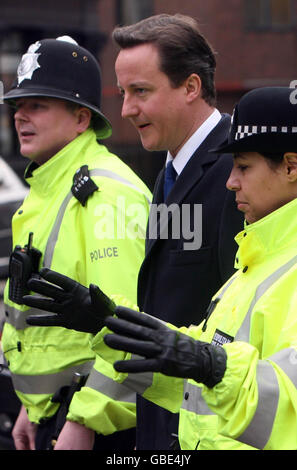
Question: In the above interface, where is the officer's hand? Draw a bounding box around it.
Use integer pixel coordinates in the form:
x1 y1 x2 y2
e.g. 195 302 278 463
104 307 226 388
23 268 116 334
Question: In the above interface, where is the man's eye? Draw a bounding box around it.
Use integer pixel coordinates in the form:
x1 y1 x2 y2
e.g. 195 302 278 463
32 103 44 109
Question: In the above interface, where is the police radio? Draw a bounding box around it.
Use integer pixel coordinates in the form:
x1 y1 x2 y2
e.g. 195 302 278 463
8 232 41 304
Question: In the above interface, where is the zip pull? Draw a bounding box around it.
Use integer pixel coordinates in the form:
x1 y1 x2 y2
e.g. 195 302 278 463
201 275 238 333
202 298 220 332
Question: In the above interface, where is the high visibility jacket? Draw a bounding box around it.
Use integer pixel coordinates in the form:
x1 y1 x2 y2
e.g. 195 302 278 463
93 196 297 449
2 129 151 425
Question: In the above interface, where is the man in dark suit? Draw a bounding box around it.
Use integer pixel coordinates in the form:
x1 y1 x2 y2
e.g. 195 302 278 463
24 14 244 450
111 13 243 450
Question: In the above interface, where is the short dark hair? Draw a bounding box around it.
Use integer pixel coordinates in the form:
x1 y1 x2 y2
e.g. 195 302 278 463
112 14 217 106
261 152 288 169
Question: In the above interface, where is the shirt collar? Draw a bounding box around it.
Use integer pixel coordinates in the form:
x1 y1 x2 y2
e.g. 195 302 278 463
166 108 221 176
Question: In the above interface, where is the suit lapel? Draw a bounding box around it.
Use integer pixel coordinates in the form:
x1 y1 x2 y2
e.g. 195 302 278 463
145 114 231 256
145 170 164 253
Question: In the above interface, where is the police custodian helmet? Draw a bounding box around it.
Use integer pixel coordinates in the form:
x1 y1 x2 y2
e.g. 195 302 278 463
212 87 297 155
4 36 112 140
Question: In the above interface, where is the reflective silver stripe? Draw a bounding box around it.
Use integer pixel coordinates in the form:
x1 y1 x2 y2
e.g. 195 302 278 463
5 168 150 396
86 355 154 399
11 360 94 395
218 275 238 298
181 382 215 415
236 360 279 449
43 168 151 267
86 368 135 403
5 167 151 329
202 275 239 332
181 255 297 423
238 348 297 448
180 277 238 415
4 304 46 330
0 256 9 267
123 357 154 395
270 348 297 388
235 254 297 342
90 169 151 204
43 192 73 267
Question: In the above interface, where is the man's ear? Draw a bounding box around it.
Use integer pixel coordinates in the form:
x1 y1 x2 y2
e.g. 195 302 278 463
184 73 202 103
77 107 92 133
284 153 297 182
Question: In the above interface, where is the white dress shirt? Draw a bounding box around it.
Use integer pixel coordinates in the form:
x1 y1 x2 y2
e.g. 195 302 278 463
166 108 222 176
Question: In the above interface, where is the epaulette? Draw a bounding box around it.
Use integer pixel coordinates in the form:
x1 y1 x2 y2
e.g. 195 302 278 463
71 165 98 206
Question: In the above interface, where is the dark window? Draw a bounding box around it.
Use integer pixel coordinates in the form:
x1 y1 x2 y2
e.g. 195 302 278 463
0 0 107 173
246 0 293 30
116 0 153 26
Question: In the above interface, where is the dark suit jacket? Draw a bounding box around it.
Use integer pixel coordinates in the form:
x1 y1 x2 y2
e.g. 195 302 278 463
136 114 244 450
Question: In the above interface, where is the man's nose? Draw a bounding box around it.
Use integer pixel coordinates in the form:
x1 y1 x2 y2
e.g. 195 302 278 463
121 96 139 119
14 107 28 122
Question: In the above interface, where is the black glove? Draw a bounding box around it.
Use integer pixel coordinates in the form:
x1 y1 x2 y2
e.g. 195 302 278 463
104 307 226 388
23 267 116 334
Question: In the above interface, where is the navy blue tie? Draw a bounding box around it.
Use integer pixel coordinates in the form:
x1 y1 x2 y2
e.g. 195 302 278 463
163 161 177 200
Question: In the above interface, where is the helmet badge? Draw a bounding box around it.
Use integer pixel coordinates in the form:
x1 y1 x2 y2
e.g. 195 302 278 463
17 41 41 86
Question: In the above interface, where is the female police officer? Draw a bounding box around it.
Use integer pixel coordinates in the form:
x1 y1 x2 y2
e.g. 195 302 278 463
25 86 297 449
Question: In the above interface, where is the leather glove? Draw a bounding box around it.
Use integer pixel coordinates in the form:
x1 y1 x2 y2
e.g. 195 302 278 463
23 268 116 334
104 307 226 388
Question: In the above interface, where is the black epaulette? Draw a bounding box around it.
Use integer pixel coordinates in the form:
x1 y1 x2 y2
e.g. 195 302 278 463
71 165 98 206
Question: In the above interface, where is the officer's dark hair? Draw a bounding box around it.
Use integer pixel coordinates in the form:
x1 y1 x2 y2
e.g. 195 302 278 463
112 13 217 107
235 151 295 170
261 152 291 168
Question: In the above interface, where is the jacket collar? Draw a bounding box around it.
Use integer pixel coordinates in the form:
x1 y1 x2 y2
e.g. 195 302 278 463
235 197 297 269
24 129 97 195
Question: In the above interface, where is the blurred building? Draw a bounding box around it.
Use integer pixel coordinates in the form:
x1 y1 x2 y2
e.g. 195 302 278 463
0 0 296 189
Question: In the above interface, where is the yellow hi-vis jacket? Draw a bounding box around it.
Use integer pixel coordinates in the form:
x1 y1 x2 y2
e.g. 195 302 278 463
2 128 151 426
92 196 297 449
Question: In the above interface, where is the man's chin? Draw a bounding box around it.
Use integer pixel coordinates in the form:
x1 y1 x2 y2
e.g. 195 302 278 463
19 148 40 163
19 146 33 158
140 139 162 153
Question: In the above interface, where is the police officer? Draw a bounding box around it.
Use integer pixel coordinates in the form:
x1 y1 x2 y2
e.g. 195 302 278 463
2 36 151 450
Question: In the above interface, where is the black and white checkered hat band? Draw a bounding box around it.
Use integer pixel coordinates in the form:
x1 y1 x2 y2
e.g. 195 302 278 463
235 125 297 141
